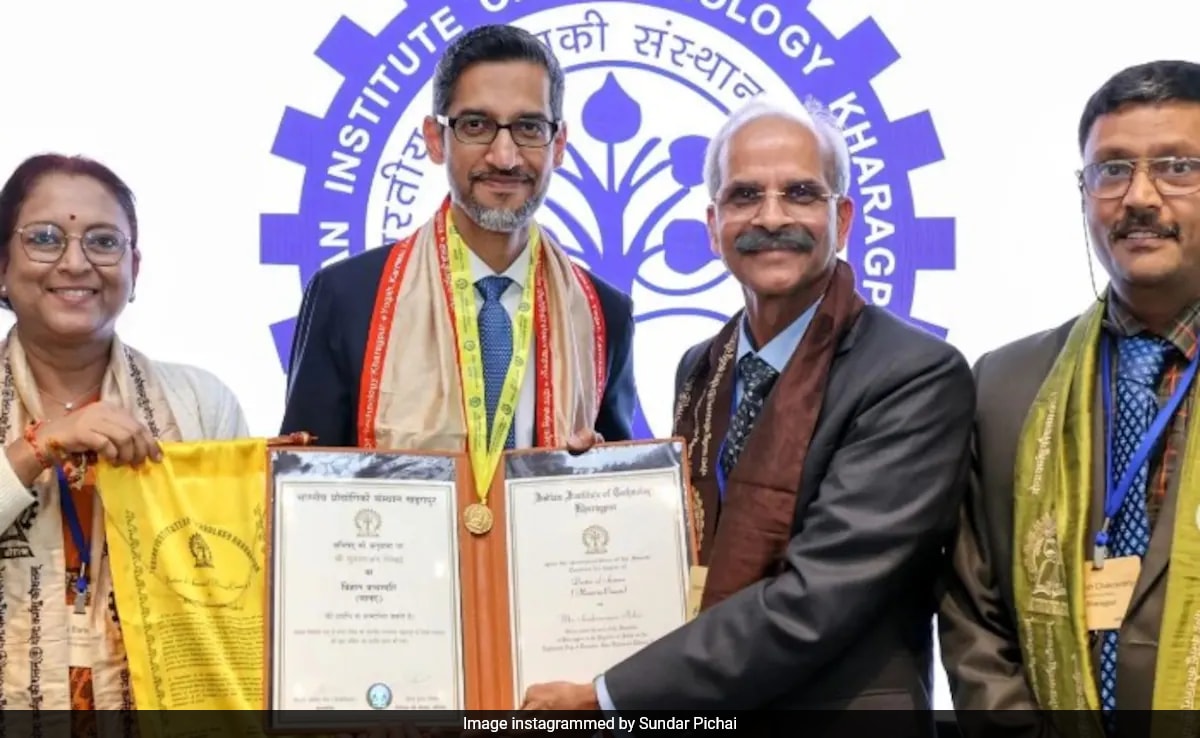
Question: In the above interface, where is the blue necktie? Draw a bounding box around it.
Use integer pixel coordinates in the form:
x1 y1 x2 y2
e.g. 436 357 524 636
476 276 515 449
1099 333 1170 723
718 354 778 482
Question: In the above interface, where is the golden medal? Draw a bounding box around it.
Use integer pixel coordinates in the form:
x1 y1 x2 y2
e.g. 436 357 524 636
463 502 494 535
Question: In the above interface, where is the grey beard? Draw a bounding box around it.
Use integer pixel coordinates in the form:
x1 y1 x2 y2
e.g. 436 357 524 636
471 203 533 232
455 188 543 233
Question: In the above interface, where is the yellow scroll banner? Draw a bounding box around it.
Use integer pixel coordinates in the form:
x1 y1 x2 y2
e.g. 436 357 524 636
96 438 267 736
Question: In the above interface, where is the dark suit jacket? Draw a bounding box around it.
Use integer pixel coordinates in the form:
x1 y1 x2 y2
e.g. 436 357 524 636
938 317 1182 737
278 243 638 445
602 306 974 726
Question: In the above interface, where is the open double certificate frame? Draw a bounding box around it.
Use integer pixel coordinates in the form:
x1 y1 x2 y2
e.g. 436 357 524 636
263 439 696 731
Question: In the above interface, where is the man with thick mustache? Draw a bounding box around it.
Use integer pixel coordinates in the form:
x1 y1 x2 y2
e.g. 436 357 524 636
280 25 637 480
940 60 1200 738
518 97 973 730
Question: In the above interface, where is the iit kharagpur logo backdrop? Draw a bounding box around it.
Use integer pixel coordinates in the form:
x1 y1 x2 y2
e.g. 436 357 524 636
260 0 955 439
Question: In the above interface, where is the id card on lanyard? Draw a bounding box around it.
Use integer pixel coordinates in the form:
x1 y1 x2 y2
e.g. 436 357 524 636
59 467 100 667
1084 338 1200 630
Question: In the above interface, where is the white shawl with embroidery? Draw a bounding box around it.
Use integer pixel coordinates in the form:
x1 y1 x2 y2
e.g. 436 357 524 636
0 329 245 724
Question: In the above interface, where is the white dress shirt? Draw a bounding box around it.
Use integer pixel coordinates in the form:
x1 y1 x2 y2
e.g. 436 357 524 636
467 246 536 448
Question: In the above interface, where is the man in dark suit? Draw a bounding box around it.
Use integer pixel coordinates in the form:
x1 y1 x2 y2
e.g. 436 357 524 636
939 60 1200 738
279 25 636 458
517 94 974 732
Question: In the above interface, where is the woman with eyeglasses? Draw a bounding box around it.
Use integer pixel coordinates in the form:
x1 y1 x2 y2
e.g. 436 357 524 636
0 153 247 715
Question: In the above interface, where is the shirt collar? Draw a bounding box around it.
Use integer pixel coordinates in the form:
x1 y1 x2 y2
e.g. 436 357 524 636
736 298 822 374
1104 287 1200 360
466 243 531 287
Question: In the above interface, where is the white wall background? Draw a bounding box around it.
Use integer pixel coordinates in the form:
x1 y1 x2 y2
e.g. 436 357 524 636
2 0 1197 711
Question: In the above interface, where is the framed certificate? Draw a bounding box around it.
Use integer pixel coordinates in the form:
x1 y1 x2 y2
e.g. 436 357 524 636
262 439 696 724
502 440 696 705
263 448 473 731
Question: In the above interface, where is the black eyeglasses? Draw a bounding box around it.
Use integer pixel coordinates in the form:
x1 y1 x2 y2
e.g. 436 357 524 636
1078 156 1200 199
12 222 131 266
437 114 558 148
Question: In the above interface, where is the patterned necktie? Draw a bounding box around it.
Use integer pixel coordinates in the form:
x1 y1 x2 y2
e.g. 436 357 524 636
1099 333 1171 723
718 354 779 483
476 276 516 449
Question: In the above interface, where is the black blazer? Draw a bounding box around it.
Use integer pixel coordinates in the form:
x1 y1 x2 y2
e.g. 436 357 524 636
603 307 974 733
278 243 637 446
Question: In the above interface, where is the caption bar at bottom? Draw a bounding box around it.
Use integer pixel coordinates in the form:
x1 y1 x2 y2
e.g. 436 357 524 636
465 716 738 732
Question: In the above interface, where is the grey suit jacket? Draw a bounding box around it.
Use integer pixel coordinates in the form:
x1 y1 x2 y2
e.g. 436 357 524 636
602 306 974 726
939 316 1182 736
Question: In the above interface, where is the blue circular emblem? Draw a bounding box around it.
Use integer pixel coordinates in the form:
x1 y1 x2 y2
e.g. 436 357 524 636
261 0 955 438
366 682 392 709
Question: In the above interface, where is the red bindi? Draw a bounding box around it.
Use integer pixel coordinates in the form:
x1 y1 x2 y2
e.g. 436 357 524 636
68 214 76 221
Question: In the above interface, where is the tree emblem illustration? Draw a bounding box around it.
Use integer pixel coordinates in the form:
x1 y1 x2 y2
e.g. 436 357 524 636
541 73 730 439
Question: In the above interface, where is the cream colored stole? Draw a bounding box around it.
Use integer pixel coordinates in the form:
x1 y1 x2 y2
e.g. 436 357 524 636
365 205 607 451
0 329 180 724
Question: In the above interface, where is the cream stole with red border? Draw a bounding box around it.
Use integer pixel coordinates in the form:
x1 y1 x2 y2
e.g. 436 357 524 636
358 196 608 452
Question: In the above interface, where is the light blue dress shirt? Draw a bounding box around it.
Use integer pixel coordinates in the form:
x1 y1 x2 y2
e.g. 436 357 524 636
594 298 821 714
730 298 821 403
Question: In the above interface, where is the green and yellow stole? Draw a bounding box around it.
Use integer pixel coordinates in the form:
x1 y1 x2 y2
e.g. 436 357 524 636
1012 299 1200 735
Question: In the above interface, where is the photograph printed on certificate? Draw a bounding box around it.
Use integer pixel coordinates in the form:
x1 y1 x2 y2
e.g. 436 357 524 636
264 448 467 730
502 440 695 702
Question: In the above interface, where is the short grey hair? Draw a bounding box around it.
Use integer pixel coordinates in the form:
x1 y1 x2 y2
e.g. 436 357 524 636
703 96 851 200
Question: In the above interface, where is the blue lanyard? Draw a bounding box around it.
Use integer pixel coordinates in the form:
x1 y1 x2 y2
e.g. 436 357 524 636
57 466 91 613
714 381 741 503
1094 338 1200 567
715 435 729 503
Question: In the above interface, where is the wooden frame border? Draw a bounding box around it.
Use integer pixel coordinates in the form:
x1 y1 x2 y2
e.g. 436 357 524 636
261 445 474 732
487 437 696 709
259 437 695 725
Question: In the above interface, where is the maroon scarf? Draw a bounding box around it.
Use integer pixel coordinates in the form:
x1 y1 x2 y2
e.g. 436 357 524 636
673 260 865 610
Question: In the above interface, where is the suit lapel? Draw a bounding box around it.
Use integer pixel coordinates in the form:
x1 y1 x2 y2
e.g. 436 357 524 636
833 305 864 356
1126 475 1175 618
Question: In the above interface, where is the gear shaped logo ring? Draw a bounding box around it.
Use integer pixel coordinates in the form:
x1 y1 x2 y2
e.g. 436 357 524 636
260 0 955 439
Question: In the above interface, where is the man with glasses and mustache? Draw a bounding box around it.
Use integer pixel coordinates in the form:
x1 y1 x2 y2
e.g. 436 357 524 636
517 97 973 730
940 60 1200 738
280 26 637 506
